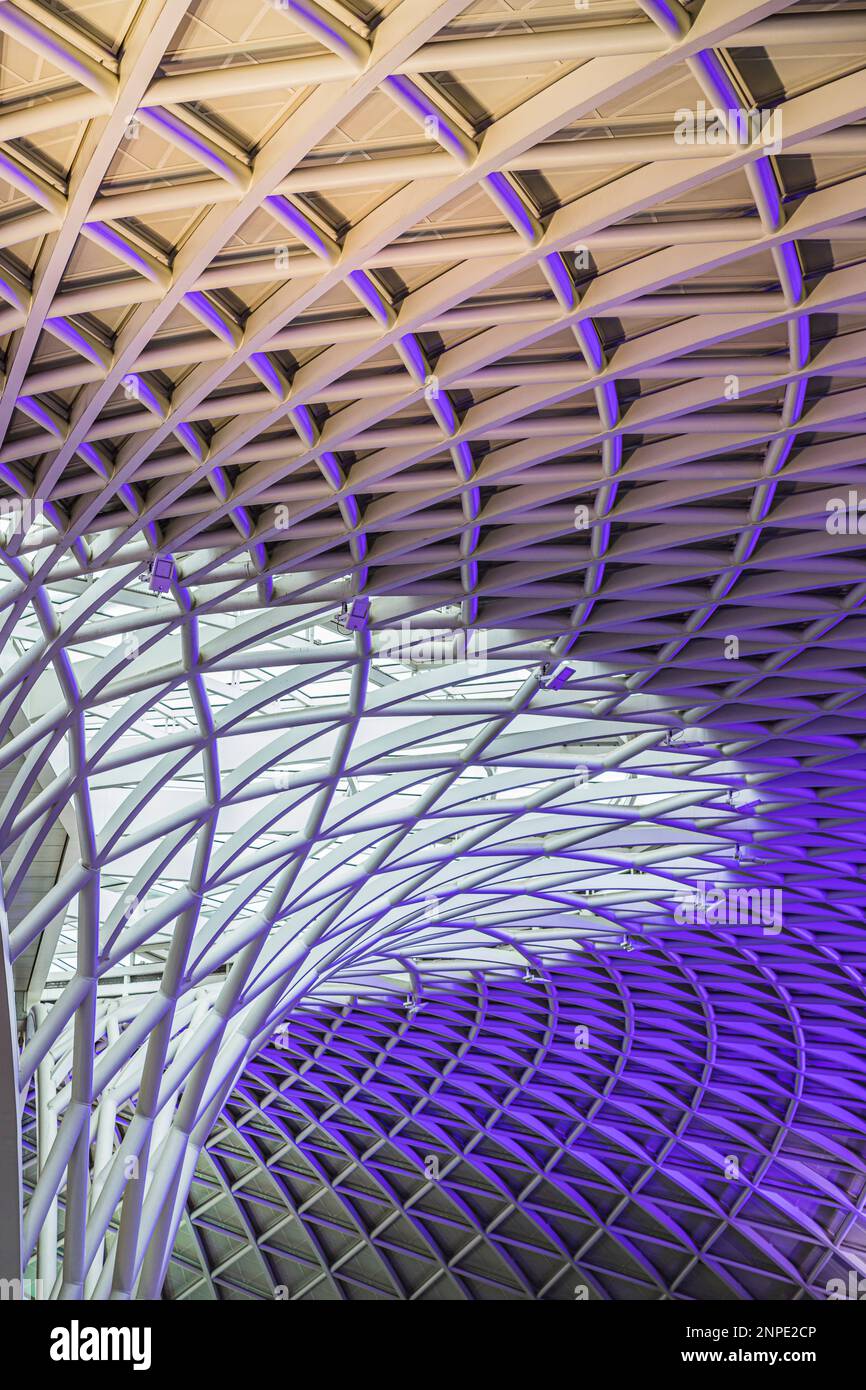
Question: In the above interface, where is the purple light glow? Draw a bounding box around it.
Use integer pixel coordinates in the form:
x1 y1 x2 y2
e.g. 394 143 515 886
598 380 619 425
452 441 473 481
290 403 317 447
180 919 866 1302
76 443 109 476
543 252 576 311
348 269 390 325
125 375 164 418
45 317 105 366
776 239 804 302
577 320 605 373
398 333 427 381
384 76 471 162
279 3 361 66
319 451 342 487
265 196 333 259
142 107 242 184
485 171 538 242
183 291 238 346
791 313 810 369
0 272 26 312
87 222 164 282
691 50 740 116
428 390 457 435
249 352 286 398
174 421 206 460
19 396 62 436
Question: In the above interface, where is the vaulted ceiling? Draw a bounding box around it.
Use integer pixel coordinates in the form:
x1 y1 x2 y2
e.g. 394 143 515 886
3 0 866 1301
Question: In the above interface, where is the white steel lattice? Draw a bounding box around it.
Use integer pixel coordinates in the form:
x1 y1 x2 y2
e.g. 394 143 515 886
0 0 865 1300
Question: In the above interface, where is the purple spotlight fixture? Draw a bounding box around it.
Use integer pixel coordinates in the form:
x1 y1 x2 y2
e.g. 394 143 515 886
343 596 370 631
543 662 575 690
148 554 176 593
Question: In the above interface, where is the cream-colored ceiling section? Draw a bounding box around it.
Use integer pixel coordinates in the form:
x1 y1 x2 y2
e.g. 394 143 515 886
191 87 310 150
335 87 439 151
0 170 32 218
168 0 335 60
100 115 212 189
733 44 866 103
0 0 862 625
432 55 579 124
61 0 141 51
11 117 89 181
0 25 71 96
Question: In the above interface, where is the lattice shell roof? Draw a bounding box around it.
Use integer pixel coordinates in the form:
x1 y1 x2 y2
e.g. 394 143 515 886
2 0 866 1302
